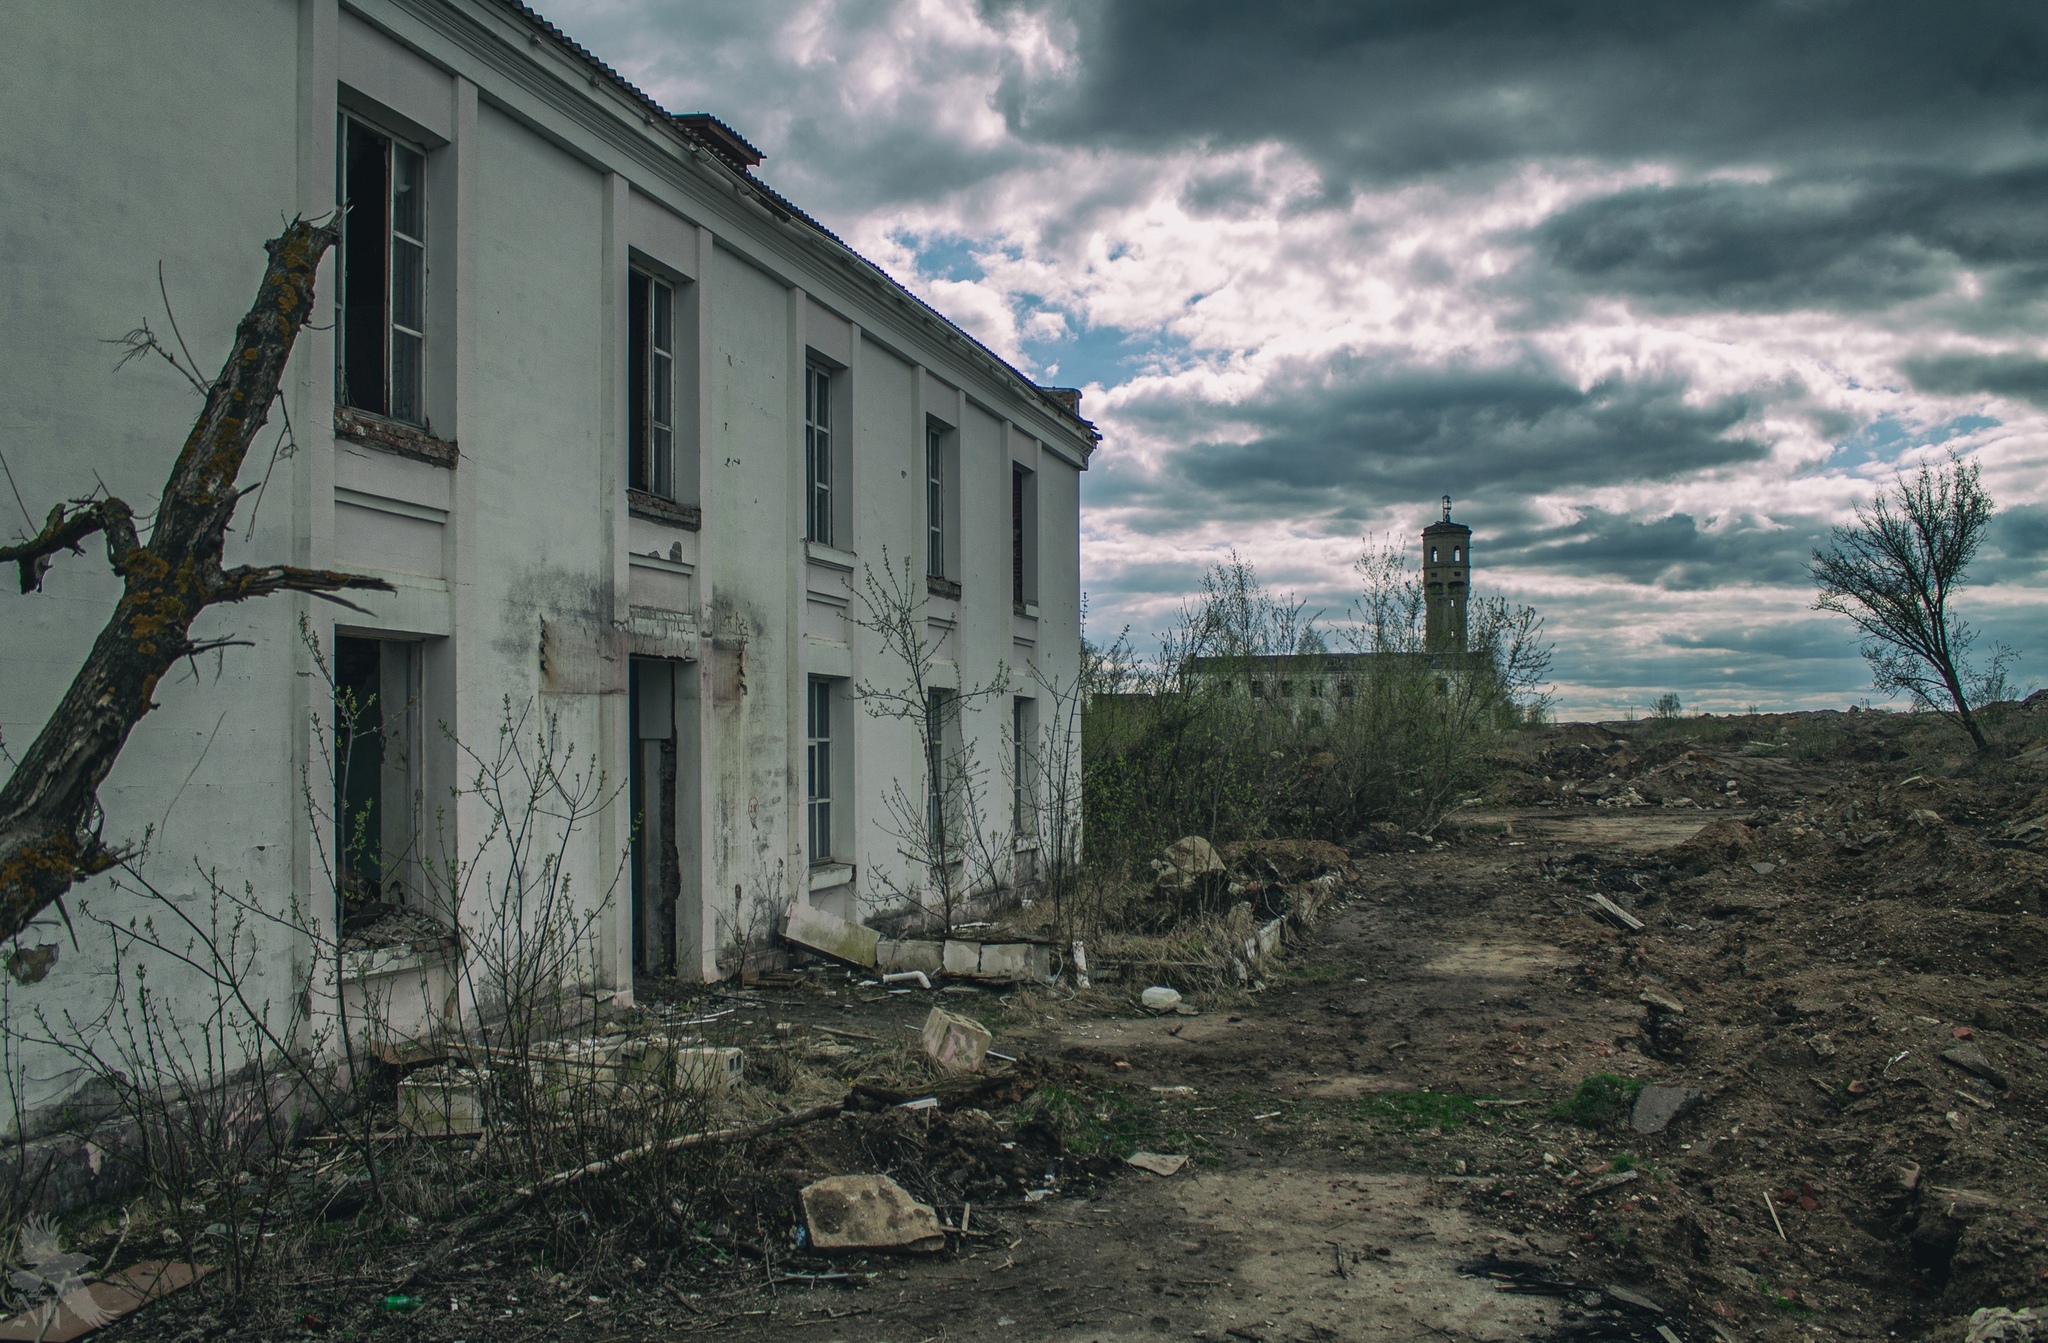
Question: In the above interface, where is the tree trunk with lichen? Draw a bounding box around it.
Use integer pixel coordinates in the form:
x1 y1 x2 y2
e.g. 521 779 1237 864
0 219 391 945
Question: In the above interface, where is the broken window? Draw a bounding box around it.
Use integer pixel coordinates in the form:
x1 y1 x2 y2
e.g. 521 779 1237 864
338 116 426 425
805 365 834 545
807 676 834 863
334 635 423 923
629 270 676 497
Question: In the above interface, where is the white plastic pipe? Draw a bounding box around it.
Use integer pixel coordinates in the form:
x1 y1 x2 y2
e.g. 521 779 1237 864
881 970 932 990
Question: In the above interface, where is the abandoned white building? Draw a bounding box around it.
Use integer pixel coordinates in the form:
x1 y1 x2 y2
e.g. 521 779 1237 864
0 0 1094 1133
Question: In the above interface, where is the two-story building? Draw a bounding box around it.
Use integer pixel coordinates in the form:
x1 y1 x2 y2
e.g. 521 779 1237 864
0 0 1094 1127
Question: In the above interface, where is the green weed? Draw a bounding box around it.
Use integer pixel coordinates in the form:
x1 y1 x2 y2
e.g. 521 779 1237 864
1554 1073 1645 1127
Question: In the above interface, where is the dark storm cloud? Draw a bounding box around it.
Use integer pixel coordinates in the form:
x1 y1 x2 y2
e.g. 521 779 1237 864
1485 509 1819 590
1988 504 2048 566
1520 166 2048 318
1904 353 2048 408
1030 0 2048 183
1095 358 1770 530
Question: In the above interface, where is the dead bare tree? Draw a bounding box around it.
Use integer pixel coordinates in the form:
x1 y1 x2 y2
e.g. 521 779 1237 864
0 219 388 943
1809 453 2008 752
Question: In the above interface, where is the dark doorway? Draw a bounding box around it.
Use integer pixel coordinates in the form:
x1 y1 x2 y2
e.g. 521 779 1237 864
629 659 682 975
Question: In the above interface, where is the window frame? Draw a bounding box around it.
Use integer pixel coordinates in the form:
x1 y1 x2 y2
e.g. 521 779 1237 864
805 364 834 545
806 676 834 864
336 113 428 427
629 269 678 498
926 424 946 581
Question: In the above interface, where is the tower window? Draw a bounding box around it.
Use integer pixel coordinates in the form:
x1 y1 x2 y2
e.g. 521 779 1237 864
805 365 833 544
1430 547 1438 563
1453 547 1461 561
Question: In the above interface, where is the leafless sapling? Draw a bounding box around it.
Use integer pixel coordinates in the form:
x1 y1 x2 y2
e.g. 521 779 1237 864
1809 453 2010 752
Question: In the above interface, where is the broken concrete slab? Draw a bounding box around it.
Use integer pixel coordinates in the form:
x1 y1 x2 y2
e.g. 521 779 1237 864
1941 1043 2008 1089
921 1006 992 1073
942 939 982 978
1630 1084 1702 1134
974 941 1057 983
1140 986 1183 1012
800 1174 945 1253
1638 990 1685 1015
397 1065 491 1135
876 939 943 975
673 1045 745 1094
783 901 879 968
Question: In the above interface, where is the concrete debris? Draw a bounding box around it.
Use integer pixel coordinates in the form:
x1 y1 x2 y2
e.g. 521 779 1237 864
1967 1307 2048 1342
1750 860 1776 874
1638 990 1685 1015
1630 1084 1702 1135
1140 986 1184 1013
1906 808 1945 827
398 1065 491 1135
1941 1042 2008 1089
1071 940 1091 990
783 901 880 968
876 939 943 975
675 1046 745 1094
1152 836 1226 890
1125 1152 1189 1176
800 1174 945 1253
921 1006 993 1074
972 941 1058 984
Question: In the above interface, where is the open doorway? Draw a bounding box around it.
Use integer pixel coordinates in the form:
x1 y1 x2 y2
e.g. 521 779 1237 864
629 658 686 976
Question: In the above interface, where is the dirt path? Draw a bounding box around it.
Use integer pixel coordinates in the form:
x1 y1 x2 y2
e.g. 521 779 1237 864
712 806 1706 1343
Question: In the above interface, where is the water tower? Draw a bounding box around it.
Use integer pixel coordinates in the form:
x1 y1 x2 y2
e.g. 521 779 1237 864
1422 495 1472 653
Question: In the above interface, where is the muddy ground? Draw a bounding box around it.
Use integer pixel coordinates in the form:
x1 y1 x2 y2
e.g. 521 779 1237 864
72 704 2048 1343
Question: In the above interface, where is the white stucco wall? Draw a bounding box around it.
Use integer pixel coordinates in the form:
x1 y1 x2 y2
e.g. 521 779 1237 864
0 0 1092 1138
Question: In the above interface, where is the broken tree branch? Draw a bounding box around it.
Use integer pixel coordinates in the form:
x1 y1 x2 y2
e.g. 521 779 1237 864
0 219 392 945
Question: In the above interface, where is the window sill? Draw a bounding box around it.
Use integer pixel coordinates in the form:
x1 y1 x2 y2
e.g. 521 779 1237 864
1013 601 1039 619
342 933 457 984
628 490 701 530
805 540 857 572
926 575 961 600
334 406 458 468
808 861 854 892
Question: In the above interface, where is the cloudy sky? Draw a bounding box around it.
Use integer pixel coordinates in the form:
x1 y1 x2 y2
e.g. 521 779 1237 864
541 0 2047 715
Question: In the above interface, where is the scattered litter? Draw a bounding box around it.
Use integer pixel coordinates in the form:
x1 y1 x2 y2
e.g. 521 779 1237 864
899 1097 940 1111
1024 1188 1054 1203
1140 986 1184 1012
1150 1085 1196 1096
1126 1152 1189 1176
380 1294 424 1312
986 1049 1018 1063
1252 1111 1282 1121
801 1174 946 1253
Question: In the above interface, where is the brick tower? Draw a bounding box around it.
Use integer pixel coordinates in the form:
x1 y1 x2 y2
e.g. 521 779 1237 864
1422 495 1472 653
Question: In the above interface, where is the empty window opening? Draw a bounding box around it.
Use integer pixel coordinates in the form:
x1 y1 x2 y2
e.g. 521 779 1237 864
807 677 834 863
334 635 423 926
629 659 681 975
1453 547 1462 561
629 271 676 497
338 116 426 425
1011 463 1038 607
805 365 833 545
